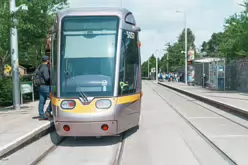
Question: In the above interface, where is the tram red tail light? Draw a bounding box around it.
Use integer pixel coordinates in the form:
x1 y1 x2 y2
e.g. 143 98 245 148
101 124 109 131
63 125 70 131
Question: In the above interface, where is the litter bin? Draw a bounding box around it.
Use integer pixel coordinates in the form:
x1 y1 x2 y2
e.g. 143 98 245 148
218 78 224 91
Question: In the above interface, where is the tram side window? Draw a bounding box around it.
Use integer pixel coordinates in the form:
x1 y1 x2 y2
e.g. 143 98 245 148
51 32 57 96
118 30 139 95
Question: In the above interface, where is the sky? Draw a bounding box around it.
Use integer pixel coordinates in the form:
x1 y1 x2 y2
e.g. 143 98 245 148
68 0 245 62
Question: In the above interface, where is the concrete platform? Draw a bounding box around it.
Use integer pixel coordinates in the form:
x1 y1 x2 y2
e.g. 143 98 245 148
120 81 228 165
158 81 248 114
0 101 52 159
149 81 248 165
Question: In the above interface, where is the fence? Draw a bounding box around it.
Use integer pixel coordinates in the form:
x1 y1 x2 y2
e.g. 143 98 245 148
194 63 206 86
193 57 248 92
0 75 39 107
225 57 248 92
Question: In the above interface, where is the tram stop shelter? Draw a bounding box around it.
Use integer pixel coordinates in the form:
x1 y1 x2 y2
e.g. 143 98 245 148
193 57 226 91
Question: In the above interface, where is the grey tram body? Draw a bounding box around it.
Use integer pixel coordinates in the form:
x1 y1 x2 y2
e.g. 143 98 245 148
50 7 142 137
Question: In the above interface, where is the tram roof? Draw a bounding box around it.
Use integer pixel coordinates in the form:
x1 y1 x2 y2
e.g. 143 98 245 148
57 7 132 18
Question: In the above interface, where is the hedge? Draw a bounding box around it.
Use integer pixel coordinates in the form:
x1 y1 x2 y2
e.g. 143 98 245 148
0 78 13 106
0 75 40 107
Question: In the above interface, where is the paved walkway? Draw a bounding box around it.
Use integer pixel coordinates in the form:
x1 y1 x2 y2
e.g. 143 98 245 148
0 101 51 158
146 81 248 165
158 81 248 113
121 81 228 165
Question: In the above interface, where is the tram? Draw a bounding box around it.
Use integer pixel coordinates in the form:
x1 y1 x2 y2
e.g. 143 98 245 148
50 7 143 137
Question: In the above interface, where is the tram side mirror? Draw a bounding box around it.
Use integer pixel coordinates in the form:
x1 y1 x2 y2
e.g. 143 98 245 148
133 27 141 32
49 25 56 34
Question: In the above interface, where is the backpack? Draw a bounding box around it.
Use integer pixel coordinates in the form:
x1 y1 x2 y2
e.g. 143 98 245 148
33 65 43 88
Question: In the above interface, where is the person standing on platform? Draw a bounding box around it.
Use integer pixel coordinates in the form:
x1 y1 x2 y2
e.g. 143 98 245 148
34 56 53 120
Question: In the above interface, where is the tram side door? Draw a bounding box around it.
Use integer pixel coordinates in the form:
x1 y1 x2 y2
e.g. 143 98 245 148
117 29 141 132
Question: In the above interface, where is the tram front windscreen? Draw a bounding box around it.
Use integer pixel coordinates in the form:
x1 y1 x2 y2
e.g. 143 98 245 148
60 16 120 97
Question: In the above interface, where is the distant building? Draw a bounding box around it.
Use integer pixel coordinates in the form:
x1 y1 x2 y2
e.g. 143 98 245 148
45 31 52 57
3 64 27 76
19 65 27 76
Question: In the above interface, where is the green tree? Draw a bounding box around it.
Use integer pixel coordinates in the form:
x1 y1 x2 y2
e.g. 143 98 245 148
142 61 148 77
0 0 68 76
17 0 68 68
178 28 196 50
201 41 208 52
149 54 156 69
141 54 157 77
0 1 11 77
222 12 248 59
200 1 248 60
159 28 196 72
200 32 225 57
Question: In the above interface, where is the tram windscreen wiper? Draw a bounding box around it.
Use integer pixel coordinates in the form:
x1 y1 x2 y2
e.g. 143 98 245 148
65 57 88 102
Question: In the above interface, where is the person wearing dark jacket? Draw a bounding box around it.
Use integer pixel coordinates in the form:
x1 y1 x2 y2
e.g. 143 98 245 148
38 56 52 120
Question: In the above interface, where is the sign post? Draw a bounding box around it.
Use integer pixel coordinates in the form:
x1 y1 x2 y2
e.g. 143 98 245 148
187 48 195 85
20 81 34 104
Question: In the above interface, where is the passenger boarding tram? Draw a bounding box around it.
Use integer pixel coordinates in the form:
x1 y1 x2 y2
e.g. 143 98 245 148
50 7 143 137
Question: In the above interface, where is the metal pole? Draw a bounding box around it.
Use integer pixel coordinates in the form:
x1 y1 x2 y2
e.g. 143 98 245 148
184 12 188 85
167 53 169 73
224 59 225 91
203 62 204 88
208 63 210 80
148 58 149 78
10 0 20 109
217 60 219 91
156 57 158 82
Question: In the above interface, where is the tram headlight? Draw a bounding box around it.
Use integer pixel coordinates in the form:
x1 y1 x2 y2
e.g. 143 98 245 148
61 100 76 109
95 99 112 109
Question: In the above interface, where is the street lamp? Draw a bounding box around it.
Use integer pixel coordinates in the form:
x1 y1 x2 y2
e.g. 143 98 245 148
10 0 28 109
147 58 150 78
164 43 170 73
48 1 66 14
155 50 159 82
176 10 187 85
166 53 169 73
237 3 245 7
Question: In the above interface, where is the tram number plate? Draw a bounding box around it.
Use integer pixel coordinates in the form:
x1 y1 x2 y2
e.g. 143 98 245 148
127 31 135 39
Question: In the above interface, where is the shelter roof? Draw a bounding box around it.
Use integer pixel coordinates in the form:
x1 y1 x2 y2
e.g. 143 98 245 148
194 57 225 63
